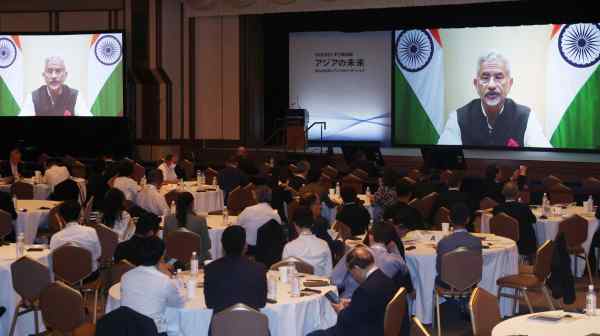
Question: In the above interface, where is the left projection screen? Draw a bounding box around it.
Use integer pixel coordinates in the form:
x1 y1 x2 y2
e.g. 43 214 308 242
289 31 391 143
0 32 124 117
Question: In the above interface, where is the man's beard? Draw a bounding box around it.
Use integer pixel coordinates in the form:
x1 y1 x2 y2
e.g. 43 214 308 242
483 91 503 107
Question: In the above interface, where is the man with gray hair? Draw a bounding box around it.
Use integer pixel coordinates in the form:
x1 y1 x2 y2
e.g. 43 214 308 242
20 56 91 116
438 51 549 147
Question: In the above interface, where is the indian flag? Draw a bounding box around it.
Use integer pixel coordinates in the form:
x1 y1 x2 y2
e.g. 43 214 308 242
393 29 444 145
0 35 23 116
88 33 123 117
546 23 600 149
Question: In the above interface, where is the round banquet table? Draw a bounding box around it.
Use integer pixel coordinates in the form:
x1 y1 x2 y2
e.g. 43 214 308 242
106 271 337 336
161 182 224 214
0 180 51 200
492 310 600 336
0 244 52 336
403 230 519 325
481 206 599 277
15 200 62 244
205 214 237 260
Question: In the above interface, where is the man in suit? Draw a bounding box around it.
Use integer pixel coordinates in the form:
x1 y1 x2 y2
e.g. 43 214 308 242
217 155 249 204
309 247 401 336
289 160 310 191
483 164 505 203
1 148 26 179
383 182 424 231
493 182 537 257
434 173 472 213
204 226 267 313
114 211 161 266
336 186 371 236
236 146 259 176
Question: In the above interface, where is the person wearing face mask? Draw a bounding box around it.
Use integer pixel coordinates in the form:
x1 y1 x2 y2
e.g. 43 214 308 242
20 56 91 116
438 51 550 148
157 154 179 183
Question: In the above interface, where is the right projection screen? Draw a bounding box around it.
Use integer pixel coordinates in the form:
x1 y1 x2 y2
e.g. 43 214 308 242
393 23 600 150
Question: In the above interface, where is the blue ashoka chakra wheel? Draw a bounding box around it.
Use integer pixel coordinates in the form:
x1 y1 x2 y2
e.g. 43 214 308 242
95 35 122 66
395 29 434 72
558 23 600 68
0 37 17 69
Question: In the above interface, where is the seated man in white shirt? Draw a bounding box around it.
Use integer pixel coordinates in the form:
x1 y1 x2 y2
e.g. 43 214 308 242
157 154 179 184
136 169 169 217
282 206 332 276
50 200 102 276
236 185 281 254
113 160 141 201
120 236 185 335
43 159 71 189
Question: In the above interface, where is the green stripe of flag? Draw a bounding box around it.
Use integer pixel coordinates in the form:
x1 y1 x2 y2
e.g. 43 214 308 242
90 61 123 117
550 66 600 150
393 68 439 145
0 76 20 116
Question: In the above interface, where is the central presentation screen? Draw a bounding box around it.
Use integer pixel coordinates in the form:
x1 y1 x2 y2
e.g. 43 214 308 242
0 32 124 117
393 23 600 150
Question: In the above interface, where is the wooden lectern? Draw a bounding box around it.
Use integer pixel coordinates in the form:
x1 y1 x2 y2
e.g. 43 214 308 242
285 109 308 150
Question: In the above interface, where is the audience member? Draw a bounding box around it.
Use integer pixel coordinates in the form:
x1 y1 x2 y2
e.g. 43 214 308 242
102 188 135 241
136 169 170 217
164 192 211 261
483 164 505 203
204 226 267 313
1 148 26 179
157 154 179 183
0 190 17 219
299 192 343 258
383 182 424 231
236 146 259 176
434 173 471 213
113 160 141 201
217 155 249 203
289 160 310 191
237 185 282 253
335 186 371 236
43 159 70 188
493 182 537 256
114 211 161 265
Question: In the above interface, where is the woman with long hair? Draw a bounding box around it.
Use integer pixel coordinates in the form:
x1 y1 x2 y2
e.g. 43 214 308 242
164 192 211 261
102 188 135 241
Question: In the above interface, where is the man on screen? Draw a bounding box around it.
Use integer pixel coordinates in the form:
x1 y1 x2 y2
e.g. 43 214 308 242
437 52 550 148
19 56 91 116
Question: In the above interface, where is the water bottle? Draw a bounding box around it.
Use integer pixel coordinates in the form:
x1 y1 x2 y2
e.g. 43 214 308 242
542 193 550 216
366 186 371 197
196 170 202 185
586 284 596 316
290 274 301 298
335 182 341 196
170 201 176 215
12 194 18 210
222 206 229 226
16 233 25 258
212 176 218 187
175 268 184 289
190 251 199 275
587 195 594 212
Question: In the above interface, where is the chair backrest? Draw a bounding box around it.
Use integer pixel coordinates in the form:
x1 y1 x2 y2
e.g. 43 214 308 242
400 176 416 185
542 175 562 189
48 205 65 236
287 199 300 224
489 212 520 242
322 165 338 179
582 177 600 191
333 220 352 241
407 169 421 181
318 174 333 189
96 306 159 336
165 230 201 263
557 214 588 247
0 209 13 240
241 184 257 209
205 167 219 185
109 259 135 287
95 224 120 265
11 181 34 199
479 197 498 210
418 192 438 219
533 240 554 281
132 162 145 183
469 287 501 336
270 257 314 275
70 164 87 179
52 245 93 285
227 186 245 216
548 184 574 204
342 174 364 194
11 256 52 302
353 168 369 181
164 190 179 207
211 303 269 336
412 317 431 336
433 207 450 229
384 287 407 336
39 281 86 333
179 159 194 180
440 247 483 291
83 196 95 225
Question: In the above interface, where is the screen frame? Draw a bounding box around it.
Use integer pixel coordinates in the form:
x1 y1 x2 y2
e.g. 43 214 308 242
0 29 127 118
389 22 600 154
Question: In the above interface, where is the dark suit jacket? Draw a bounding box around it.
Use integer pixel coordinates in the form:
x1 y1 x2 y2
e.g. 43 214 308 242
383 201 424 231
0 161 27 178
493 201 538 255
217 166 249 203
0 190 17 219
336 203 371 236
96 306 159 336
204 256 267 313
238 157 259 176
256 219 286 268
332 270 398 336
483 180 505 203
436 230 482 276
51 179 80 202
414 181 446 199
435 189 471 214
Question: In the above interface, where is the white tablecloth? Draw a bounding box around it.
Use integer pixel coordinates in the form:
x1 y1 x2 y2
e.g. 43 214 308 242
403 230 519 325
492 311 600 336
161 183 224 214
0 244 52 336
15 200 61 244
482 207 600 277
0 181 51 200
106 271 337 336
205 215 237 260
